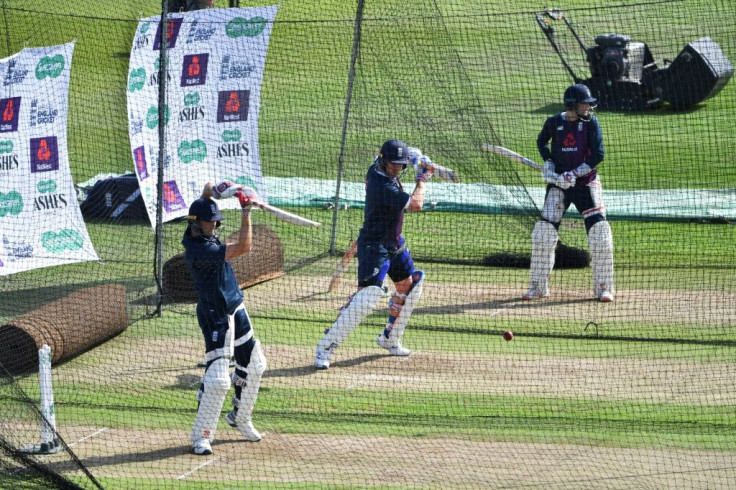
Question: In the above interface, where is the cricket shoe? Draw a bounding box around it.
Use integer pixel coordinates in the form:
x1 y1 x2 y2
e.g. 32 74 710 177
376 334 411 356
191 438 212 456
314 340 335 369
598 291 614 303
522 286 549 300
226 410 262 442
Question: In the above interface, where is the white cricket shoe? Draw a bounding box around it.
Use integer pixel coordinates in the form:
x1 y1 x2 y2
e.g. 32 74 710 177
226 410 262 442
376 334 411 356
192 438 212 456
314 343 333 369
599 291 614 303
522 286 550 300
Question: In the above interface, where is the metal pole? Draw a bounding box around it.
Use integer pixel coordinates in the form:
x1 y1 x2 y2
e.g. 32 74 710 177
2 0 11 55
330 0 364 255
154 0 169 315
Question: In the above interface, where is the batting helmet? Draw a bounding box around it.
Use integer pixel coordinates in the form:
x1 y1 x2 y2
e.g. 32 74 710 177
188 197 223 222
564 83 597 108
379 139 410 165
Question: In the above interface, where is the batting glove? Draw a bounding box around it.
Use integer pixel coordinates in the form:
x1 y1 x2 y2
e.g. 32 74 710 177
415 160 434 183
212 180 239 199
233 189 259 215
554 172 576 189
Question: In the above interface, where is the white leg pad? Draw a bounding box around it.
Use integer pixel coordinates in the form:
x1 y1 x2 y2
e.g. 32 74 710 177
190 357 230 444
588 221 614 297
318 285 384 353
386 271 424 345
233 340 266 441
528 221 558 295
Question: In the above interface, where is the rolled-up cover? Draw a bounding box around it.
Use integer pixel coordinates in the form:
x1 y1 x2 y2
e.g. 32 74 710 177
0 284 128 374
162 224 284 303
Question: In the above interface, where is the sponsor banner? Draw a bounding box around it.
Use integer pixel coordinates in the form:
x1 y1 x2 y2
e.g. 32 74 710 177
0 42 99 275
127 6 278 226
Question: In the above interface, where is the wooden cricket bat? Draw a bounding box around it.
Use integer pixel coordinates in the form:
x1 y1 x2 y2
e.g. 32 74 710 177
206 180 321 227
328 240 357 292
256 203 321 228
423 161 459 183
482 143 543 171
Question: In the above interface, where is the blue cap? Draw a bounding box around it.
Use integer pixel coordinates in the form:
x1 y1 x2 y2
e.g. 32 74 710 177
379 139 410 165
187 197 223 222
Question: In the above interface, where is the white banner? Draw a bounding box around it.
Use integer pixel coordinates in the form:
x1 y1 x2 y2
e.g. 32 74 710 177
127 6 278 226
0 42 99 276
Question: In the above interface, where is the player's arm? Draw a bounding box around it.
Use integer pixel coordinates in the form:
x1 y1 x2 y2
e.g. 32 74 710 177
408 153 433 212
537 116 555 162
585 117 605 168
225 192 254 260
408 179 426 212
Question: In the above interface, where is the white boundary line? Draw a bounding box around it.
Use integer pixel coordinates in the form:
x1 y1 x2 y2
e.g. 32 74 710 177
67 427 109 448
177 457 219 480
14 427 108 468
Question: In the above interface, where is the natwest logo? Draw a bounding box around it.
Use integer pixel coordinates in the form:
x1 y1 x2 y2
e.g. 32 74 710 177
133 146 149 180
561 132 578 152
162 180 186 213
153 17 183 50
0 97 21 133
181 53 208 86
216 90 249 123
30 136 59 173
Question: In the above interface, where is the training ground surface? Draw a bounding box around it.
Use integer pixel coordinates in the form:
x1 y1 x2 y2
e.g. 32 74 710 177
21 273 735 487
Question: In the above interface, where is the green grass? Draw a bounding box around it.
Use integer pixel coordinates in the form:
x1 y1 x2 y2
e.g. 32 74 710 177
8 367 735 451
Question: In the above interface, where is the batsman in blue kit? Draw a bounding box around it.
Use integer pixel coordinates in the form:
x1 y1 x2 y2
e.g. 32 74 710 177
183 182 266 455
315 139 434 369
523 83 615 302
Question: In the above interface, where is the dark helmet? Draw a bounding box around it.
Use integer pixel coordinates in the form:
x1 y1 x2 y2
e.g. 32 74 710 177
564 83 597 108
187 197 223 236
378 139 410 165
188 197 223 222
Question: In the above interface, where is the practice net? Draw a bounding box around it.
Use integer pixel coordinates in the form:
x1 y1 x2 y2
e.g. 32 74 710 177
0 0 734 488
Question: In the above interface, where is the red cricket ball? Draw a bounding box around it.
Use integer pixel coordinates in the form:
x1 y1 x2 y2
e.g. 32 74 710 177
503 330 514 341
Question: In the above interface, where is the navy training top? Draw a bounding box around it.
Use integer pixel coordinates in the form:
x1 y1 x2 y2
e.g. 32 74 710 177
182 229 243 316
359 163 411 249
537 112 604 186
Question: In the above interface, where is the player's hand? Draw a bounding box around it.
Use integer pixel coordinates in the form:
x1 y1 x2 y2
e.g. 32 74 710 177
542 160 557 184
407 147 423 165
415 159 434 183
560 170 577 187
554 172 575 189
407 147 423 174
234 187 259 207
